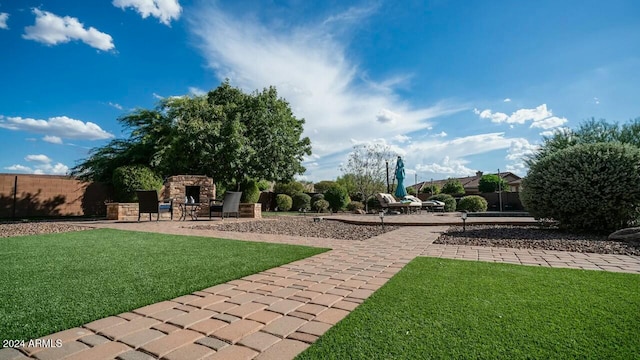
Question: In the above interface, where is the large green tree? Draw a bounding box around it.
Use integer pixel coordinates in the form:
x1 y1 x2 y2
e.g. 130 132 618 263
441 178 465 196
478 174 507 193
526 117 640 166
72 81 312 190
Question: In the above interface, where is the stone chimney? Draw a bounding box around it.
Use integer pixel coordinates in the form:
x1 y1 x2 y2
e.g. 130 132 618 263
476 171 483 177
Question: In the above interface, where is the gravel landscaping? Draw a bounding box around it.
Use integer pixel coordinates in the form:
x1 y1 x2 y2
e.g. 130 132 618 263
192 216 399 240
0 221 90 238
435 225 640 256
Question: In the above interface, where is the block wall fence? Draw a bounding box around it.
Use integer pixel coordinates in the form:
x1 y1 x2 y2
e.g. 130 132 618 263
0 173 113 218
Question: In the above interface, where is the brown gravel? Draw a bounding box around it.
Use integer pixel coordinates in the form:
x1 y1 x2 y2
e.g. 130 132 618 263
0 221 90 238
192 216 398 240
435 225 640 256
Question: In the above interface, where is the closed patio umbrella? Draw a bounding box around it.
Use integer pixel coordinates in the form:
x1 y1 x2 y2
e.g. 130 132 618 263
394 156 407 198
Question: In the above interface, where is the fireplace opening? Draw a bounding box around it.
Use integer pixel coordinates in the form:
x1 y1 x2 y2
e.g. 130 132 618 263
185 186 201 203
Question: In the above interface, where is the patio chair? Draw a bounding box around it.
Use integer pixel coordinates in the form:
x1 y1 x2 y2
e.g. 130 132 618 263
404 195 445 212
136 190 173 221
210 191 242 219
376 193 421 214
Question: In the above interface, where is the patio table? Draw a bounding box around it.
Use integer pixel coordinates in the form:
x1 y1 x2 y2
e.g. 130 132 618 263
178 203 201 221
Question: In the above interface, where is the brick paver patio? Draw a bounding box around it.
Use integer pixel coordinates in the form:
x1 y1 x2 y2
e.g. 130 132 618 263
2 219 639 360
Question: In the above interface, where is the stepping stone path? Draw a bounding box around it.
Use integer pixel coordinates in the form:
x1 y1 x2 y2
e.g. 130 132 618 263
3 222 639 360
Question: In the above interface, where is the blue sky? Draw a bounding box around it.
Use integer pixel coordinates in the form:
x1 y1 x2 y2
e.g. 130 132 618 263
1 1 639 183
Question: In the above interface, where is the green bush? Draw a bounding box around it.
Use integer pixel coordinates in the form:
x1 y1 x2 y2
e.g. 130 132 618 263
347 201 364 211
441 179 465 196
292 192 311 211
324 185 350 212
275 194 293 211
521 142 640 232
112 165 163 202
429 194 456 212
274 181 304 196
478 174 507 193
311 193 324 204
240 179 261 203
406 187 417 195
313 199 330 213
256 179 271 191
422 184 440 194
457 195 488 212
314 181 336 194
367 196 381 211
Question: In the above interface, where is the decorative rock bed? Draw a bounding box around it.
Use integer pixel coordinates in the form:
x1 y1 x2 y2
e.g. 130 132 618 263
0 221 90 238
191 216 399 241
435 225 640 256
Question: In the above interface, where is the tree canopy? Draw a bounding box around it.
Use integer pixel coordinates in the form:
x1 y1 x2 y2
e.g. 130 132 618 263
71 81 312 190
441 178 465 196
478 174 507 193
339 143 397 210
526 117 640 166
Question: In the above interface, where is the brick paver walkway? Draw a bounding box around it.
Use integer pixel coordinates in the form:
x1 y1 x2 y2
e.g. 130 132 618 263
2 221 639 360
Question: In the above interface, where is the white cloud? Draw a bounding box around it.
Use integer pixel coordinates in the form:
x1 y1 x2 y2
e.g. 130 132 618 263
152 92 163 100
189 3 466 165
594 97 600 105
539 127 570 137
392 134 411 143
433 131 447 137
23 9 115 51
5 164 32 172
0 115 114 140
4 160 69 175
25 154 52 163
43 135 63 144
476 104 568 130
108 102 123 110
529 116 567 129
0 13 9 30
505 138 538 161
376 109 401 124
416 157 476 177
188 87 206 96
113 0 182 26
503 98 511 102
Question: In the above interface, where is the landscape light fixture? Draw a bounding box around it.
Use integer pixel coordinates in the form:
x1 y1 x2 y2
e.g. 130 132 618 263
461 211 468 232
379 210 385 231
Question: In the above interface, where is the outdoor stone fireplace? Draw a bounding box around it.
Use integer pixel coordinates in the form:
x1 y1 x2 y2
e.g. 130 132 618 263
162 175 215 216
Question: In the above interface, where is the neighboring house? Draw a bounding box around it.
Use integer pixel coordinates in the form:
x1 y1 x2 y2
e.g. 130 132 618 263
412 171 522 195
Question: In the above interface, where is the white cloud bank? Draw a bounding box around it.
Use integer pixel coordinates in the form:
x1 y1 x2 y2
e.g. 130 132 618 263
188 3 467 180
0 115 114 140
0 13 9 30
113 0 182 26
43 135 64 144
23 9 115 51
5 154 69 175
474 104 568 130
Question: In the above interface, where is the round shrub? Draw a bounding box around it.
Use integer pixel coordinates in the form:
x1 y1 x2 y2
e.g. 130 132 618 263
311 193 324 204
428 193 456 212
457 195 488 212
274 181 304 196
324 184 350 212
347 201 364 211
521 142 640 232
112 165 163 202
313 199 330 213
366 196 381 211
240 179 260 203
275 194 292 211
256 179 271 191
292 192 311 211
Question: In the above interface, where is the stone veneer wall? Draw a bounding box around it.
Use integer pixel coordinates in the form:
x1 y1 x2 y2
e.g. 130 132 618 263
162 175 215 217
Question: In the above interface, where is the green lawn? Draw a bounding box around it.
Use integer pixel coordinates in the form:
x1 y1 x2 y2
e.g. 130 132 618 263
0 229 328 341
298 258 640 360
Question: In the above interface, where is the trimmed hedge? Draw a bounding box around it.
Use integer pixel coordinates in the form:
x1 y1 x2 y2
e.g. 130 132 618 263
347 201 364 211
240 179 261 203
324 185 350 212
275 194 293 211
428 194 456 212
521 142 640 232
112 165 163 202
313 199 329 213
457 195 488 212
292 192 311 211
